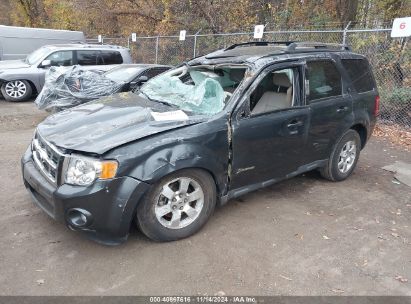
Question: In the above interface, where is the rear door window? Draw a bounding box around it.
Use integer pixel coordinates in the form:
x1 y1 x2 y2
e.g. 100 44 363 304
100 51 123 64
76 50 100 65
341 59 375 93
306 60 342 102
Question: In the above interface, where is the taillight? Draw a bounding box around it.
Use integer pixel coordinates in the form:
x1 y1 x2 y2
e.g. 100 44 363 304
374 95 380 116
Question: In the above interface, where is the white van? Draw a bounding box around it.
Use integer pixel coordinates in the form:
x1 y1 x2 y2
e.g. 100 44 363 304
0 25 85 60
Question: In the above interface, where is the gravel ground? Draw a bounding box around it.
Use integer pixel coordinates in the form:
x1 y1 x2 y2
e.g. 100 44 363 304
0 100 410 296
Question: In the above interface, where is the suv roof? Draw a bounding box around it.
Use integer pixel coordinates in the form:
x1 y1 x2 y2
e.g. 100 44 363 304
199 41 357 64
43 43 128 50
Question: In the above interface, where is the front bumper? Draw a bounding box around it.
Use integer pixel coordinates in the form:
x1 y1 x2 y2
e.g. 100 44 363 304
21 147 150 245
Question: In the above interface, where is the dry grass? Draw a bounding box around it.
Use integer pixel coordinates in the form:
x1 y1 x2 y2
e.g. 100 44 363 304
374 123 411 151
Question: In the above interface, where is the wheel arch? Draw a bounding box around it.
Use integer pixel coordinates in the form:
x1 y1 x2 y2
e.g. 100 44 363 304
0 78 37 96
0 76 40 94
144 164 225 198
25 79 38 95
350 123 368 149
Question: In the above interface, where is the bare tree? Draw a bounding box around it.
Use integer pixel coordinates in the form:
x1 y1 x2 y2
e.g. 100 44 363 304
15 0 47 27
0 0 12 25
335 0 359 27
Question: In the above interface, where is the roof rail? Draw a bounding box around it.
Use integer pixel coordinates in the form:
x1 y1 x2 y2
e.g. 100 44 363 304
225 41 295 50
286 42 351 51
80 44 123 49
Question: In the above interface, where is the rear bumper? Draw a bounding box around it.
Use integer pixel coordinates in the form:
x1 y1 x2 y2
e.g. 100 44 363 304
21 147 150 245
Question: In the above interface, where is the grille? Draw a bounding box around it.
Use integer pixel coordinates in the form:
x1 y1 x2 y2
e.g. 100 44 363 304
32 132 63 184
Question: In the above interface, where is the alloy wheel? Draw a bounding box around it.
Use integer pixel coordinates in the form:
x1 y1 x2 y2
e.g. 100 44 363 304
155 177 204 229
338 140 356 173
5 81 27 98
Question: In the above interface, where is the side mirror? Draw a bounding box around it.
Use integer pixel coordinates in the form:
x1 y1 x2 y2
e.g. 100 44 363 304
136 75 148 83
40 59 51 68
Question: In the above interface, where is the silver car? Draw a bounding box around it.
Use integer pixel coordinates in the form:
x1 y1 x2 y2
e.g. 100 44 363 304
0 44 132 101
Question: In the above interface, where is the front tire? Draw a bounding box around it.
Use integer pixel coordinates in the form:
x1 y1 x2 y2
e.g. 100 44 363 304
1 80 32 102
136 169 216 242
320 129 361 181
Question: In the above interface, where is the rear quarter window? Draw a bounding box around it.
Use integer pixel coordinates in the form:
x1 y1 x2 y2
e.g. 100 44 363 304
100 51 123 64
341 59 375 93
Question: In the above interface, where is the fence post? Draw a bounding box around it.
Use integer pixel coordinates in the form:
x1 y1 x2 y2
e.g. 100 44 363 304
342 21 351 45
193 29 202 58
127 36 130 49
155 36 159 64
193 34 197 57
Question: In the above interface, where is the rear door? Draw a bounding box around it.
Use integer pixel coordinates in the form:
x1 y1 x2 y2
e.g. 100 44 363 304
304 56 354 163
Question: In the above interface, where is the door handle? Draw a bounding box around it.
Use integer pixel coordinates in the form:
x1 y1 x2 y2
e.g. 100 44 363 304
337 106 349 113
287 120 303 135
287 120 303 128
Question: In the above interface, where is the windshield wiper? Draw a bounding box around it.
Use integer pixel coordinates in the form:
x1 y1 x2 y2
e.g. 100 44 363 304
138 90 153 101
139 91 177 108
153 99 178 108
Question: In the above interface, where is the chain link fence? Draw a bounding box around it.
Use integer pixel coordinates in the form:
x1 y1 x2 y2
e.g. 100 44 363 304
88 28 410 128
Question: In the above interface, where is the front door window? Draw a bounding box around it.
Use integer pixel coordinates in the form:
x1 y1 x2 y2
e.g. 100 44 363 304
250 68 295 115
45 51 73 67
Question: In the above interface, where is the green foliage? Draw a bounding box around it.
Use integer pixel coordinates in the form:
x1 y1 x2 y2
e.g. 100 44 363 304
381 87 411 105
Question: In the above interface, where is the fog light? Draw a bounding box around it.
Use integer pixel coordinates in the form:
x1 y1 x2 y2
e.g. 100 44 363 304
67 208 92 227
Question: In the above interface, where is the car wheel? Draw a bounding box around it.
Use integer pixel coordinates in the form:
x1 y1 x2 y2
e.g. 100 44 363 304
136 169 216 242
1 80 32 102
320 129 361 181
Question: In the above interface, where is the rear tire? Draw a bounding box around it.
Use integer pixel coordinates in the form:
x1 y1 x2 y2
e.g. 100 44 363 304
1 80 32 102
136 169 216 242
320 129 361 181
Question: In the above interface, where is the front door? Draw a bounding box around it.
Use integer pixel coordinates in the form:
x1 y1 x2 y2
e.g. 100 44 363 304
229 63 310 190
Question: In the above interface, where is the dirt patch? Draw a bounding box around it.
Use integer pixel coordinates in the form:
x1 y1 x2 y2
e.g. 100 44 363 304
0 100 47 131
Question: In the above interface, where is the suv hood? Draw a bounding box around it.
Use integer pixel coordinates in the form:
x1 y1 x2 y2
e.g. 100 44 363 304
37 92 206 154
0 60 30 70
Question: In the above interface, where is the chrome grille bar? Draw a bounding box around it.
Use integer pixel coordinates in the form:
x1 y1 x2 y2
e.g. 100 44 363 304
31 132 63 184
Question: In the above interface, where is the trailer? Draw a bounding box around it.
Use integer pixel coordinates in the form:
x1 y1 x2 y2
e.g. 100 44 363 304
0 25 85 60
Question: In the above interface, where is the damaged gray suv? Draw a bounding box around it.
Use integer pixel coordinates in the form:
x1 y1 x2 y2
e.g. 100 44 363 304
22 42 379 244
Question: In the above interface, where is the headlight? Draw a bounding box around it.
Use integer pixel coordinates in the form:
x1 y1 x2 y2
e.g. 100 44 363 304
65 155 118 186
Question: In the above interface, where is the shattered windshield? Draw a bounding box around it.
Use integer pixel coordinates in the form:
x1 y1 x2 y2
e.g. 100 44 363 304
139 65 247 115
